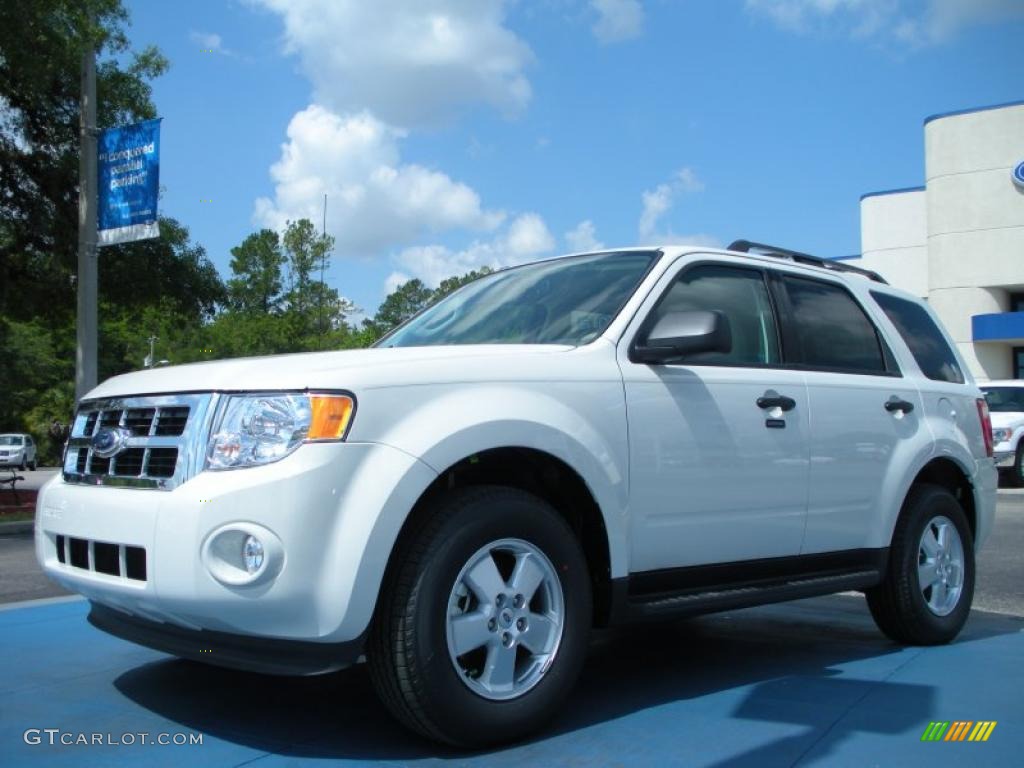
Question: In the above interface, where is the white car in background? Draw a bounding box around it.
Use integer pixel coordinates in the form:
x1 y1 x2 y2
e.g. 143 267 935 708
0 433 37 471
982 381 1024 486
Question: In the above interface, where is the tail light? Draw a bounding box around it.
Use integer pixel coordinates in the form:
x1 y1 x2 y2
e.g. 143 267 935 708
976 398 993 458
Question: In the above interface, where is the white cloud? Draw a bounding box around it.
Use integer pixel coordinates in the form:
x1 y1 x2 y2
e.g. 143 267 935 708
384 271 412 294
638 167 704 241
590 0 645 43
564 220 604 252
189 30 232 55
255 0 533 127
745 0 1024 45
393 213 556 288
253 105 504 257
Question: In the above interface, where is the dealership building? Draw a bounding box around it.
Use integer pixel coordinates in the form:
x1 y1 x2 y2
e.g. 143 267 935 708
842 101 1024 382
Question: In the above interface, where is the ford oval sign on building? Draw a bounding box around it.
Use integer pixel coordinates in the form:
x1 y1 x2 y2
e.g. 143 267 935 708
1014 159 1024 190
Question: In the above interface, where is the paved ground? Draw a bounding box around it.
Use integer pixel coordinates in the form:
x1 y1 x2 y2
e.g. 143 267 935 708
3 467 59 492
2 593 1022 766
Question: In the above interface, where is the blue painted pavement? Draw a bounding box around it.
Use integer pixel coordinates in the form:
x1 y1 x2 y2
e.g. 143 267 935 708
1 595 1021 766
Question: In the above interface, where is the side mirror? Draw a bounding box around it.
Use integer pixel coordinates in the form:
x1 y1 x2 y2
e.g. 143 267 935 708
633 310 732 364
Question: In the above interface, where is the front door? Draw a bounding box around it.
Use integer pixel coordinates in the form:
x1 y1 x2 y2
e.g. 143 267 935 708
619 262 810 573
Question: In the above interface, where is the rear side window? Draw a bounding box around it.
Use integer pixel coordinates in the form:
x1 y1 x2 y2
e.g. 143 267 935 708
781 276 888 374
871 292 964 384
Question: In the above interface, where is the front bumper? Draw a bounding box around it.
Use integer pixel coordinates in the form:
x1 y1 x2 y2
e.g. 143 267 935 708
88 601 366 675
0 454 24 467
993 447 1016 468
36 441 437 658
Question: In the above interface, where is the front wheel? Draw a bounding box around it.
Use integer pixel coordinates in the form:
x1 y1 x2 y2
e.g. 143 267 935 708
866 483 974 645
368 486 592 747
29 459 37 472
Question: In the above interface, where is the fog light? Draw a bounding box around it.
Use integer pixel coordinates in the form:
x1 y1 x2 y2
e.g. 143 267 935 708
202 524 283 587
242 535 264 574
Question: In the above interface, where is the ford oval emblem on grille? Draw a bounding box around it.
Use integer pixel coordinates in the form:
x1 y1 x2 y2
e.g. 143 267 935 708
91 427 130 458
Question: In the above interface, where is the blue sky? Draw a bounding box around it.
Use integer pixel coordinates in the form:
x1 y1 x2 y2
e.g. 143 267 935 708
122 0 1023 317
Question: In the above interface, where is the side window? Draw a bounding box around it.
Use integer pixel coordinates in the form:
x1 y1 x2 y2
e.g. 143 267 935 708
871 291 965 384
781 276 887 374
647 264 781 366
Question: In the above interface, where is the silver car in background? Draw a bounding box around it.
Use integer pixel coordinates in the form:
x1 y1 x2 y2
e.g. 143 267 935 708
0 433 37 471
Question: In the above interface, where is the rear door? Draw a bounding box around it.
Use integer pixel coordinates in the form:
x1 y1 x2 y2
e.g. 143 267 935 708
772 273 927 554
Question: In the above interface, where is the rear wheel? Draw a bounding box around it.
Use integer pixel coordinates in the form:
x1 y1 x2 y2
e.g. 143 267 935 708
368 486 592 747
866 483 974 645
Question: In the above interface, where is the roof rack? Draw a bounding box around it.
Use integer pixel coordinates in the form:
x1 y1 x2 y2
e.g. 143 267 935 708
726 239 888 284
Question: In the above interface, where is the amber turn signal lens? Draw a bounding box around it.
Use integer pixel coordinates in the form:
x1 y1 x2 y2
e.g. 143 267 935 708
308 395 354 440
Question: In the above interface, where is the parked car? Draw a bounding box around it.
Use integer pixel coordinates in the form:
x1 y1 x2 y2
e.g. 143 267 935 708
0 433 37 471
36 242 997 747
981 380 1024 486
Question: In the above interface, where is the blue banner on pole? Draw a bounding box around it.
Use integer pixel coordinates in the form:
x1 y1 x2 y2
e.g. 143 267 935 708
97 118 162 246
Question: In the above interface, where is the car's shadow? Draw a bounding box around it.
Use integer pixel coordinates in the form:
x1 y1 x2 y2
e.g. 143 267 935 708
113 595 1023 763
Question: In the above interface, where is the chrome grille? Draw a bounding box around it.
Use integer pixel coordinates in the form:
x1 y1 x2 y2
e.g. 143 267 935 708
64 394 216 490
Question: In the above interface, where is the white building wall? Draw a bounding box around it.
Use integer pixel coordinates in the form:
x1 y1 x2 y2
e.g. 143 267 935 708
925 104 1024 382
859 190 928 298
852 102 1024 382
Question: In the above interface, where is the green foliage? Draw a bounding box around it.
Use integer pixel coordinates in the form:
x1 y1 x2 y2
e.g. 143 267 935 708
365 279 434 339
0 0 169 323
228 229 284 314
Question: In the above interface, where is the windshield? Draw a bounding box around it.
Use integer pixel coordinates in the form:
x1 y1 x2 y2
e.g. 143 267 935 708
982 387 1024 413
379 251 658 347
0 435 24 446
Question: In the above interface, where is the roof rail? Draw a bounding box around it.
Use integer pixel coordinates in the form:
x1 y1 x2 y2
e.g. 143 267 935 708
727 239 888 284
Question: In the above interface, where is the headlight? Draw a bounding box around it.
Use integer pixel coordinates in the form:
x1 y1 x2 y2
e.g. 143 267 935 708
992 427 1012 444
206 393 354 470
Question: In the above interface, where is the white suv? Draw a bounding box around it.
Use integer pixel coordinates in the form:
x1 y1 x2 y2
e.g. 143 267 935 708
982 380 1024 486
36 243 997 747
1 433 37 471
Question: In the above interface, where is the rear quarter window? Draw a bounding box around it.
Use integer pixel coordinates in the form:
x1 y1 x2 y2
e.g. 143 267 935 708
871 292 964 384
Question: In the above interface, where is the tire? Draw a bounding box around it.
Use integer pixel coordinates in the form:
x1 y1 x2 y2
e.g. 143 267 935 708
1010 443 1024 488
18 458 26 472
866 483 974 645
368 486 592 748
29 459 37 472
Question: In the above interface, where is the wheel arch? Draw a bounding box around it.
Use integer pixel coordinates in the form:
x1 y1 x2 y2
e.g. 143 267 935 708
384 446 618 627
904 456 977 543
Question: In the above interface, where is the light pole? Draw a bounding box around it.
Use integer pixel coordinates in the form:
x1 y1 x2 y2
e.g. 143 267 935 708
75 47 98 404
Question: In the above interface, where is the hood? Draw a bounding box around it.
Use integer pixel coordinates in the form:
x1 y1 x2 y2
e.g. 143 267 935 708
990 411 1024 430
85 344 578 400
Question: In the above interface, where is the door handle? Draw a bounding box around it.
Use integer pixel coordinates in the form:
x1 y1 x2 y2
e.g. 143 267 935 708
885 397 915 414
757 392 796 412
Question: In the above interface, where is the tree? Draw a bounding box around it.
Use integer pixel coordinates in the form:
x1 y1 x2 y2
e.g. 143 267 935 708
282 219 338 338
99 217 225 322
228 229 285 314
365 279 433 339
0 0 168 323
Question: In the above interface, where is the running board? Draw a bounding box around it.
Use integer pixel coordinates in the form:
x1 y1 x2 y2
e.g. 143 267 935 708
610 549 888 623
